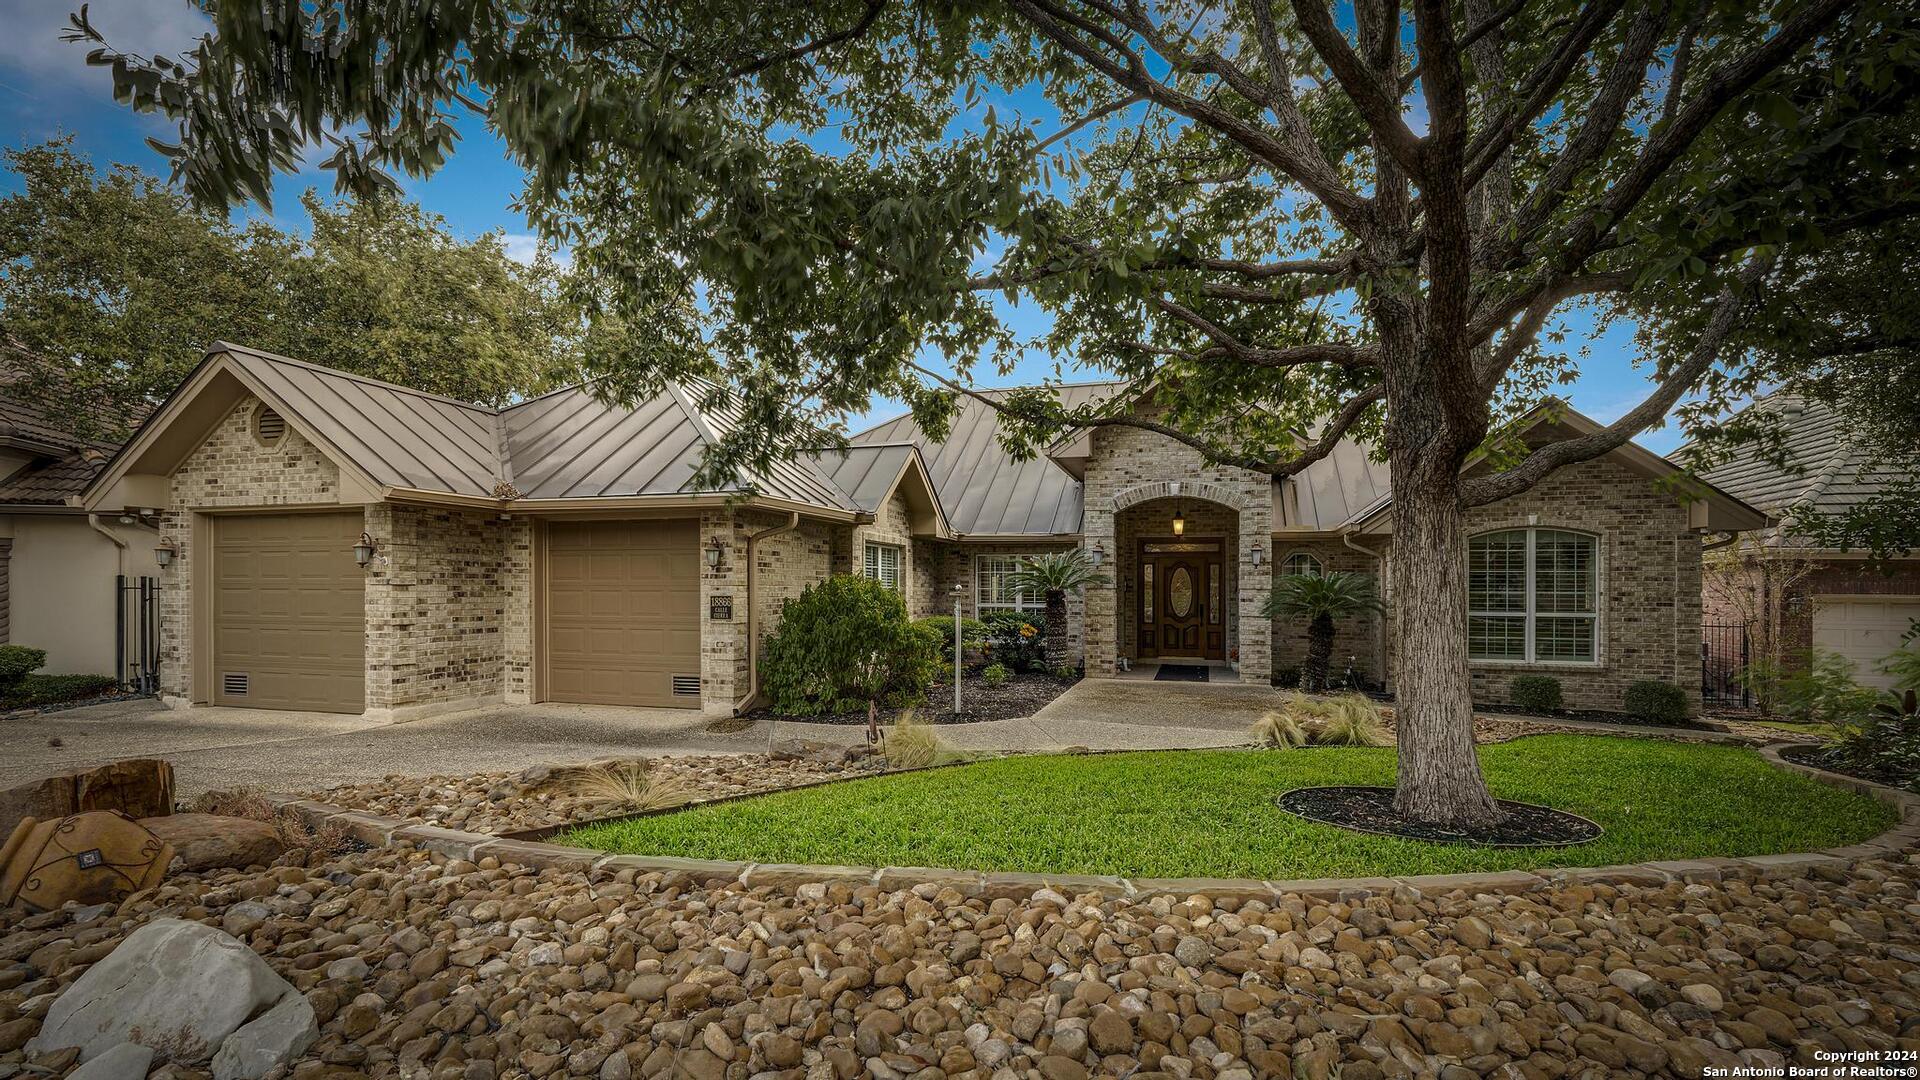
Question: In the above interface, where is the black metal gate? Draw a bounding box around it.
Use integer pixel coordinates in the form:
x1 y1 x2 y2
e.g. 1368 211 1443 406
1701 621 1750 709
116 574 159 694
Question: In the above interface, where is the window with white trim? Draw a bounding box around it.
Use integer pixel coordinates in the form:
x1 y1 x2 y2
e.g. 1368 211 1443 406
975 554 1045 616
863 542 902 591
1282 552 1323 577
1468 528 1598 662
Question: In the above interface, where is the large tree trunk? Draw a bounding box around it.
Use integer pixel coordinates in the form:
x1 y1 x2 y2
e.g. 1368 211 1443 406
1043 590 1069 672
1389 463 1502 826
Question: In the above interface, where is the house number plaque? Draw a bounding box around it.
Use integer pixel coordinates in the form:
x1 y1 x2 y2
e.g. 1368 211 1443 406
709 596 734 620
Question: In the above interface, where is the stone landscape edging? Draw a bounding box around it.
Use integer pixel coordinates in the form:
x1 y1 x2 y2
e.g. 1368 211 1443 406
267 741 1920 903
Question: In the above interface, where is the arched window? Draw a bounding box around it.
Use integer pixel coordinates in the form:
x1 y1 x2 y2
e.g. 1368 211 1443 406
1467 529 1598 662
1281 552 1323 577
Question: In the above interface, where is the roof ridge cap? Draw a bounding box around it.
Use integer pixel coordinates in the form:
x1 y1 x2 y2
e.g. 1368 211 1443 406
212 341 504 415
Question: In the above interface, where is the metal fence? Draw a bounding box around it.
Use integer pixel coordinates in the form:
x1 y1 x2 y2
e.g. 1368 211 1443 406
116 574 159 693
1701 621 1751 709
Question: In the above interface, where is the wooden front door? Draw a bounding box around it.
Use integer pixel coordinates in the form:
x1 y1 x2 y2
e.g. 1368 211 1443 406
1137 538 1227 660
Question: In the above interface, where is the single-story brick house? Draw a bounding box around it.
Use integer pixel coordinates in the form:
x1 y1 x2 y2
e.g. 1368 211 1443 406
81 344 1764 720
1699 393 1918 691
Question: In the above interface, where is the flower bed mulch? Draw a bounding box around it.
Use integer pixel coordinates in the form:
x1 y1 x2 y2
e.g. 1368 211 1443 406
1277 785 1604 847
749 671 1080 726
1778 742 1918 794
1467 700 1720 731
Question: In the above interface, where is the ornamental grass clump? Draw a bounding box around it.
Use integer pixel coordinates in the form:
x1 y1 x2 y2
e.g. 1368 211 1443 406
567 760 693 812
1251 709 1310 749
882 713 947 769
1254 692 1389 748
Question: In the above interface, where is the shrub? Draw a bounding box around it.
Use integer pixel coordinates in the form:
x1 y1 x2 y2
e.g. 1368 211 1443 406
981 609 1046 673
1508 674 1564 714
0 646 47 692
982 662 1011 687
1272 666 1301 689
1771 650 1879 727
1052 664 1079 680
915 615 989 660
761 576 943 716
1817 689 1920 792
1623 680 1690 725
0 673 118 709
882 713 947 769
1251 709 1309 749
566 760 693 811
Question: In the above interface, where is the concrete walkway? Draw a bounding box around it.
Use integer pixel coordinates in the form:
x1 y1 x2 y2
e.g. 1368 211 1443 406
1 679 1751 798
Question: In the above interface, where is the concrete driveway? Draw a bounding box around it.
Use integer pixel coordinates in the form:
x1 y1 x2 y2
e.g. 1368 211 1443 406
1 680 1272 797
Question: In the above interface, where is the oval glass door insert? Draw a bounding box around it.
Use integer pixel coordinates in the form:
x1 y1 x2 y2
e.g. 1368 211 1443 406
1168 566 1194 618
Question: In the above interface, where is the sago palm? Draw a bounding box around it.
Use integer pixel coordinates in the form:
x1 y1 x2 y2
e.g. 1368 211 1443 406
1262 571 1382 692
1007 550 1111 673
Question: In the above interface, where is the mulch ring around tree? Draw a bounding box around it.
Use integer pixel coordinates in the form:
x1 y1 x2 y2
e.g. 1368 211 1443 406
1277 785 1604 847
747 671 1081 726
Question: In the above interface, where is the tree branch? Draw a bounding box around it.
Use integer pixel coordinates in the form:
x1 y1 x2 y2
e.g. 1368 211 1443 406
1289 0 1427 178
1460 254 1772 507
703 1 885 86
1463 0 1629 189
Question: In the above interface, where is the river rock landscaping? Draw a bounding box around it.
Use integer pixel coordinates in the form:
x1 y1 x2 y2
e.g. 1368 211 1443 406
1 832 1917 1080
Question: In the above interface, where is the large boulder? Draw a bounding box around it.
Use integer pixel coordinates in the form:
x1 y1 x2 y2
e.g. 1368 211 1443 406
0 759 173 838
210 993 317 1080
138 814 285 872
29 919 302 1065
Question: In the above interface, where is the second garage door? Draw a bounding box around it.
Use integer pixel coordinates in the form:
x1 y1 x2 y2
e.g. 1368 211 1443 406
212 511 366 713
542 520 702 708
1813 595 1920 690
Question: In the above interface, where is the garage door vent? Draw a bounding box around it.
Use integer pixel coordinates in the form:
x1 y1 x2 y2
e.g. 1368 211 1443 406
671 674 700 697
222 672 250 696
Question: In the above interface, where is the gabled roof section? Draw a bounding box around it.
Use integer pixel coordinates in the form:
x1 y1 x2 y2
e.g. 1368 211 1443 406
1280 435 1390 531
84 344 865 516
0 357 124 506
1697 393 1910 522
808 443 951 537
221 343 502 497
853 383 1118 536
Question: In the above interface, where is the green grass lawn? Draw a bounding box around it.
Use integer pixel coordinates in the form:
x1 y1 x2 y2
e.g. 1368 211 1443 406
562 735 1894 879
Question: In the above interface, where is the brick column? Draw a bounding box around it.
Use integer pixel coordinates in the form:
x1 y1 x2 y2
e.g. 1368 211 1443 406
1083 506 1118 677
1235 499 1273 685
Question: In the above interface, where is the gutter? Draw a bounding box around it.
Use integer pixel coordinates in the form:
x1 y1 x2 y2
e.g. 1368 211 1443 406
1341 529 1389 684
734 511 802 714
87 513 129 578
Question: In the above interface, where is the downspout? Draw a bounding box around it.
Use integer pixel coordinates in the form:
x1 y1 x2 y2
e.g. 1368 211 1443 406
88 513 130 577
1341 529 1388 687
734 511 802 714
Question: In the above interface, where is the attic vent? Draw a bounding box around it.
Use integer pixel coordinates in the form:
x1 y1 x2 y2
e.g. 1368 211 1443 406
671 674 701 697
222 672 250 696
252 404 287 447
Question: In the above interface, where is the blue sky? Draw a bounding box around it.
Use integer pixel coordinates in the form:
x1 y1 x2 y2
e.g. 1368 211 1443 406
0 0 1676 449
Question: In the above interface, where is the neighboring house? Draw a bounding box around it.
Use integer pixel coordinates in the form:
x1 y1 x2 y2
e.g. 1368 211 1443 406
1699 393 1918 690
0 366 161 677
82 343 1763 720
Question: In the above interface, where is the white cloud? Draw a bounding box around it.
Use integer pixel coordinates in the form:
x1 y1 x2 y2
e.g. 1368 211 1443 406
0 0 210 92
501 233 571 268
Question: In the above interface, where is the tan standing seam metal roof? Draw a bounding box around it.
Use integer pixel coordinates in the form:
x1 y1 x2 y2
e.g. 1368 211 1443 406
809 444 920 513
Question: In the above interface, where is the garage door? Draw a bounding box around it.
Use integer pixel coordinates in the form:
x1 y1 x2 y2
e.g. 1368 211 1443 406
542 520 702 708
212 512 366 712
1813 595 1920 690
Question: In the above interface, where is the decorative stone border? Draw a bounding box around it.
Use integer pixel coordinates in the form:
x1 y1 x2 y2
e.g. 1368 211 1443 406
268 743 1919 902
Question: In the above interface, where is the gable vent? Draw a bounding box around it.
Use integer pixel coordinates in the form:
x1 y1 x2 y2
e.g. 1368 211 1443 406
253 406 287 446
671 674 701 697
222 672 250 696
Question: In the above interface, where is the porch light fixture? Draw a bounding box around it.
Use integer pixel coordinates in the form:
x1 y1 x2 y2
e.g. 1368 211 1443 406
154 538 177 568
1088 542 1106 568
1250 540 1265 568
705 535 728 570
353 532 377 568
1171 502 1186 536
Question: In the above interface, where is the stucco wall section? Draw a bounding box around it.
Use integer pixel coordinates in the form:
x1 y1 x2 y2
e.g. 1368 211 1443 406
1080 423 1273 682
0 514 163 677
1450 456 1703 713
362 505 513 712
157 397 351 701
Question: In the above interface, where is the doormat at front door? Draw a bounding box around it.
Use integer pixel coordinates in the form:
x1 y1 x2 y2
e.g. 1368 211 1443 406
1154 664 1210 682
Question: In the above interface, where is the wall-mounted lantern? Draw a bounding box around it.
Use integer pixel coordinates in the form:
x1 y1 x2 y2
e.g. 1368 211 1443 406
155 538 177 568
1250 540 1265 568
705 535 728 570
1088 542 1107 568
1171 502 1186 536
353 532 377 568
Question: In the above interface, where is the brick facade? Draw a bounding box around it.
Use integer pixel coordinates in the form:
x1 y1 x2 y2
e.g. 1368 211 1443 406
834 492 922 613
1448 457 1703 713
1268 536 1386 684
362 504 514 713
918 540 1084 661
1080 426 1274 682
157 398 349 703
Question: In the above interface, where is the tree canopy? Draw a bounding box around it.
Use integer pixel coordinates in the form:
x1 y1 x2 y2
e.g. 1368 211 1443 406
0 139 579 436
67 0 1920 824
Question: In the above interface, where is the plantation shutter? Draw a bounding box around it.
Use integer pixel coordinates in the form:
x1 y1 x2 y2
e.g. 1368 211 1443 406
864 543 901 590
